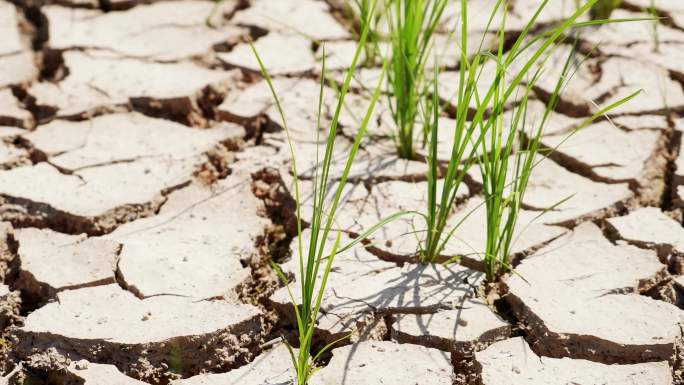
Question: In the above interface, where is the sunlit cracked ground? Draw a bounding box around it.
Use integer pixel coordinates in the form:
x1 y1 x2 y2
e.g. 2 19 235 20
1 0 684 384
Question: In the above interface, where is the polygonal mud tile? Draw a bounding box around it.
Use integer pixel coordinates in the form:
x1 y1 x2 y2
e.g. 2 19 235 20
624 0 684 29
232 0 350 41
581 9 684 54
0 1 23 55
66 361 149 385
219 33 317 75
607 207 684 257
545 54 684 116
508 0 588 30
0 51 36 88
271 229 483 342
469 156 632 225
595 57 684 115
218 77 391 137
0 89 32 129
28 51 240 122
0 113 241 234
15 284 264 382
0 284 20 330
505 222 683 363
25 112 240 171
391 299 510 355
476 337 674 385
14 228 119 302
441 0 506 33
45 1 246 60
541 118 662 183
309 341 453 385
172 343 295 385
107 172 268 299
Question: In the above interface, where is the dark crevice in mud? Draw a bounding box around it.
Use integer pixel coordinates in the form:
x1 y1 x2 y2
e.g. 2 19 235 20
662 117 683 212
10 87 59 127
244 168 300 343
193 140 241 185
131 84 229 129
16 4 48 51
531 86 592 118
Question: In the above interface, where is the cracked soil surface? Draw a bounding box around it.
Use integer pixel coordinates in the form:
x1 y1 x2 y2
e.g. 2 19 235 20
2 0 684 384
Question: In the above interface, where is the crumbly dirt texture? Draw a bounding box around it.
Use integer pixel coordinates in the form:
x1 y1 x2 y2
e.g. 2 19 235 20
1 0 684 384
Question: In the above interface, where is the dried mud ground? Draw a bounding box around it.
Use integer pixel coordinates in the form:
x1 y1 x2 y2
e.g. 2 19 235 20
1 0 684 384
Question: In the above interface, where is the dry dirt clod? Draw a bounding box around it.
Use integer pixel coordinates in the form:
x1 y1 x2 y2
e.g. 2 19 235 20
232 0 350 41
106 170 268 300
219 33 317 76
44 1 247 61
172 343 295 385
606 207 684 268
28 51 241 124
14 284 264 382
390 298 511 356
13 228 120 305
0 5 36 89
476 337 674 385
505 222 683 363
63 361 150 385
309 341 453 385
541 119 662 184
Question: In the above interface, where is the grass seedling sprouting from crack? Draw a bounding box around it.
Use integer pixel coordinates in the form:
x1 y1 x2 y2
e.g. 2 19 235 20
251 2 406 383
385 0 448 160
473 1 642 281
417 0 642 269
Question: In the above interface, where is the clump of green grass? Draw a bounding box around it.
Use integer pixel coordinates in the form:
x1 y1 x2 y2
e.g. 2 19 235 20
251 2 400 384
474 4 641 281
385 0 448 160
417 0 640 271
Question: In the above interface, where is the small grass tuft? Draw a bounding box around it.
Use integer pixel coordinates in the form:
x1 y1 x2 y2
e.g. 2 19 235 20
251 1 404 384
385 0 448 160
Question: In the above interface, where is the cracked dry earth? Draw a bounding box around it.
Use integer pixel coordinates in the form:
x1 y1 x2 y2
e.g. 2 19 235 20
1 0 684 384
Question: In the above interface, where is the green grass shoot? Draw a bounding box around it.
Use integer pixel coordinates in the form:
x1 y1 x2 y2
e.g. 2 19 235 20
385 0 448 160
250 2 396 384
417 0 641 273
